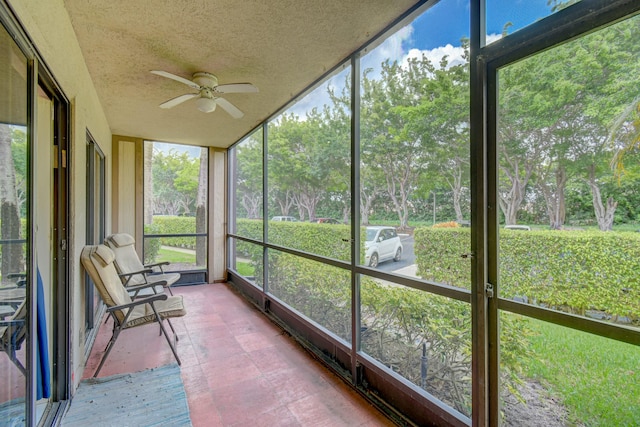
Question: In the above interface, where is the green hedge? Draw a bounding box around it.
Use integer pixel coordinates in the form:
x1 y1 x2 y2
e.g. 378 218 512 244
143 223 162 264
143 216 205 264
149 216 198 249
237 219 353 259
414 228 640 322
235 218 357 293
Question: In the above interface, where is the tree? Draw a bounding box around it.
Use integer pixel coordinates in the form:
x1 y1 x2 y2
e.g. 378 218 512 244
405 46 471 223
151 148 199 216
361 62 426 229
609 98 640 180
498 14 639 228
195 147 207 266
235 134 263 219
322 80 352 223
0 124 24 283
268 112 335 221
586 162 617 230
144 142 154 224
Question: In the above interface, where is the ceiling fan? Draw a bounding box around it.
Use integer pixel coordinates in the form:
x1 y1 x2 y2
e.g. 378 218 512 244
151 70 258 119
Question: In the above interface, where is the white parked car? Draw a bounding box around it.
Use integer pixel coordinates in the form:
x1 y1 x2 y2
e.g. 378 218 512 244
271 216 297 222
365 226 403 268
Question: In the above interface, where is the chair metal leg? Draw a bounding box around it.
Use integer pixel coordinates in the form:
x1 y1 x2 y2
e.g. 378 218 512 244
165 317 179 341
150 304 181 366
94 327 122 377
8 343 26 376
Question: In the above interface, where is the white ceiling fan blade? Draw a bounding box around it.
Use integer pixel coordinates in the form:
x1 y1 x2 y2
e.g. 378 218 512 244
159 93 199 109
151 70 200 90
215 83 258 94
215 97 244 118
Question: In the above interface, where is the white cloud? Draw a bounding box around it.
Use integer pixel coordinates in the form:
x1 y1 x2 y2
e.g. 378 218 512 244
486 33 503 44
404 44 466 69
285 26 503 119
361 25 414 72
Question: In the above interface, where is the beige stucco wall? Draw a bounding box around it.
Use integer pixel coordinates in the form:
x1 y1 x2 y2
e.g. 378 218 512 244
209 149 227 282
8 0 113 387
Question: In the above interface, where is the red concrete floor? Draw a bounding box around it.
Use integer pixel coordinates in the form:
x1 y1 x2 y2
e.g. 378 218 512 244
83 283 396 426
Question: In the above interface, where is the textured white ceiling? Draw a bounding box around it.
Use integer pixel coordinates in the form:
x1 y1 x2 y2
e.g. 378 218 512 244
63 0 418 148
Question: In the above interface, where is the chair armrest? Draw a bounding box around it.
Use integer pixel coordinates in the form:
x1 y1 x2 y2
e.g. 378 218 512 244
6 273 26 287
118 269 153 285
0 300 24 309
6 273 26 279
106 293 168 312
0 319 25 327
118 269 153 278
144 261 170 272
126 281 168 292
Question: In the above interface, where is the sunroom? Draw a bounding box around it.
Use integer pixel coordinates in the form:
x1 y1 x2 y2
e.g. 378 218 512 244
1 1 639 426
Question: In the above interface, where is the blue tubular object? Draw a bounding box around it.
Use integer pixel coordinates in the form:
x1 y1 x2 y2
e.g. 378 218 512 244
36 269 50 399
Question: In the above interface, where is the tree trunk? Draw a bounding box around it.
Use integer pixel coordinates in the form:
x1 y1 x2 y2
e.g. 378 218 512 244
342 205 350 224
196 148 208 266
499 156 534 225
538 166 567 229
143 142 154 224
242 193 261 219
444 159 465 223
298 191 321 222
385 174 410 230
360 189 377 226
276 191 295 217
0 124 23 284
587 164 617 231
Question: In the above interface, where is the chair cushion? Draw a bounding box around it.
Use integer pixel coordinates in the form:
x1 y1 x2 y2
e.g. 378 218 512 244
146 273 180 287
107 233 136 247
81 245 134 324
93 244 116 266
104 233 180 289
125 295 186 328
104 234 146 280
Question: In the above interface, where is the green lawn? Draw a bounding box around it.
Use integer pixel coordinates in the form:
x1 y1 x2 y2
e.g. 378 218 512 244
158 247 256 278
526 319 640 426
236 260 255 277
156 247 195 264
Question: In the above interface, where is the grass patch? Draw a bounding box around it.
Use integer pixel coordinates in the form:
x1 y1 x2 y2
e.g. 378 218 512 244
156 247 196 264
526 319 640 426
236 260 255 277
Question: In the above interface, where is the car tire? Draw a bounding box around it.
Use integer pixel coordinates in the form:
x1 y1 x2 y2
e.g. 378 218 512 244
393 247 402 262
369 253 379 268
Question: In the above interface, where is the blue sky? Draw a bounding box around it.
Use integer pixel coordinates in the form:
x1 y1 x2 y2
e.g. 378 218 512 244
413 0 556 49
152 140 202 158
289 0 560 118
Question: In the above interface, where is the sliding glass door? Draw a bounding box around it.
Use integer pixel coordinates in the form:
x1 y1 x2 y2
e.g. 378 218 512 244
0 17 29 425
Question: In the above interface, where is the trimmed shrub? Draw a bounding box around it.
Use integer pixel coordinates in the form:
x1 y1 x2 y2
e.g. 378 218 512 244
150 216 198 249
414 227 640 323
143 223 161 264
432 221 460 228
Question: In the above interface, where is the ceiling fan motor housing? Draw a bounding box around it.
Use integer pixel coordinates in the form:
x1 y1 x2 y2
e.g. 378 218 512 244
193 72 218 89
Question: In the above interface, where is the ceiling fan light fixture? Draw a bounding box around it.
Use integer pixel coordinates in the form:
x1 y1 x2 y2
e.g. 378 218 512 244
196 96 216 113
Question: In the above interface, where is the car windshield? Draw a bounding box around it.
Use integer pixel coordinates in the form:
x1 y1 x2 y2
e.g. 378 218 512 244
365 229 378 242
